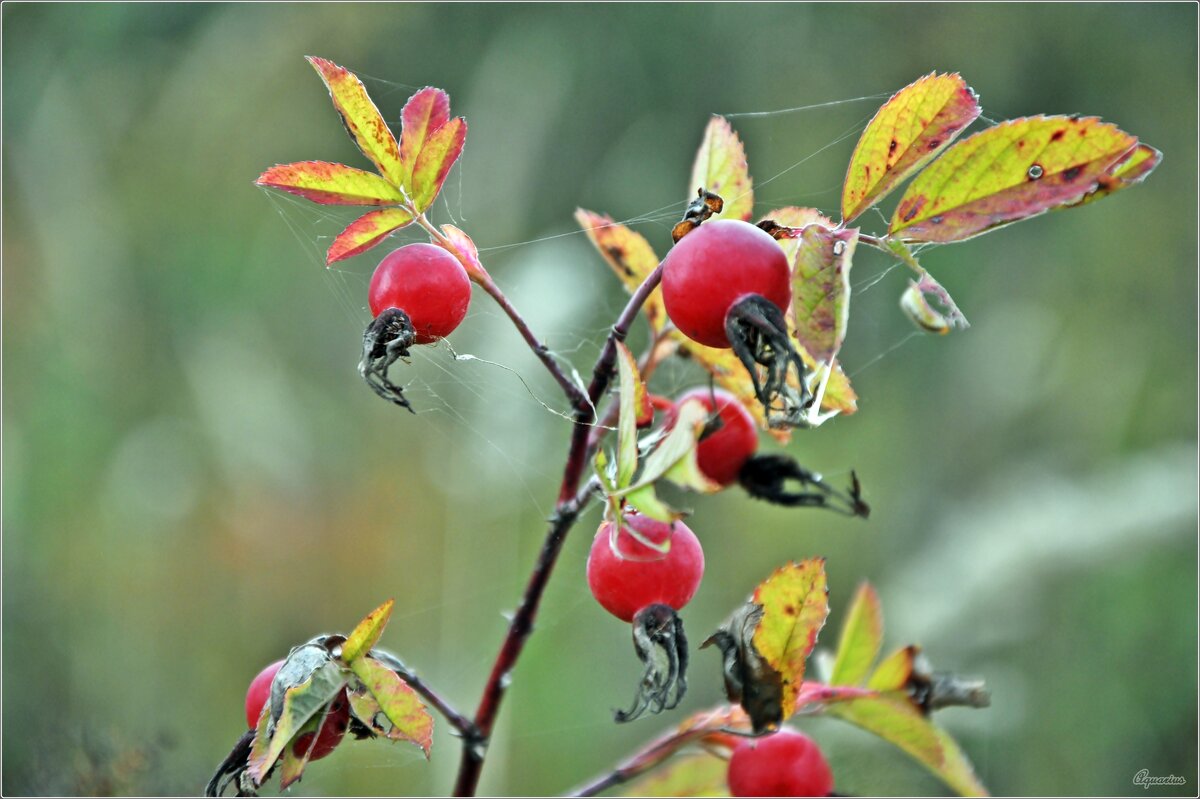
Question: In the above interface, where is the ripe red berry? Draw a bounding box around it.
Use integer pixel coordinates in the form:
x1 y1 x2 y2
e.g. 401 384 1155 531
586 512 704 623
662 219 790 349
244 660 349 761
368 243 471 344
727 729 834 797
670 388 758 486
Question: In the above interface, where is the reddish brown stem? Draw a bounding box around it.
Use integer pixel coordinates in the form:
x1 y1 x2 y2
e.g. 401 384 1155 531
452 264 664 796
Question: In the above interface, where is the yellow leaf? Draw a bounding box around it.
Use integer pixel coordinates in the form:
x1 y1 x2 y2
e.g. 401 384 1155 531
750 559 829 718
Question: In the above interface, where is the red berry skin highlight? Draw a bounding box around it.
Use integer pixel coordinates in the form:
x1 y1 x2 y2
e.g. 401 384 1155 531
727 728 834 797
244 660 349 761
671 388 758 486
368 243 472 344
662 219 791 349
586 513 705 623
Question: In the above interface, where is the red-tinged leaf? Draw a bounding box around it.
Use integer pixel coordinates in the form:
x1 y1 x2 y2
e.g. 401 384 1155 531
689 116 754 222
410 116 466 212
575 209 667 332
900 281 952 334
325 208 414 265
341 599 394 664
751 559 830 719
306 57 403 186
830 582 883 687
278 714 320 789
245 700 274 786
889 115 1138 242
868 645 920 692
1066 142 1162 207
399 88 452 193
349 656 433 756
791 226 857 363
793 681 874 712
438 224 490 282
256 161 404 205
843 73 980 223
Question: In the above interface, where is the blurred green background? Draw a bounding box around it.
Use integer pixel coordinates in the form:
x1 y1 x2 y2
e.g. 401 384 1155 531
3 3 1196 796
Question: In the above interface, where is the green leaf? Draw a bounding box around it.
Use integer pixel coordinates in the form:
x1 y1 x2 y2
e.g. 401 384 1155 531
277 714 320 789
750 559 830 719
759 206 835 265
790 225 857 363
621 483 683 526
621 399 720 494
829 694 989 797
349 656 434 756
830 582 883 687
621 753 730 797
410 116 467 213
398 87 451 194
842 73 980 223
306 57 403 187
255 161 405 205
247 660 346 784
868 645 919 691
341 599 394 664
325 207 414 265
689 116 754 222
889 115 1138 242
615 342 643 489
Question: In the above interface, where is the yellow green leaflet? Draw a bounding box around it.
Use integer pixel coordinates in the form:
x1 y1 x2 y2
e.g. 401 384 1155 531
306 57 404 187
759 206 835 265
341 599 394 664
399 88 451 194
615 342 643 489
1066 142 1161 207
410 116 467 213
325 208 414 265
246 660 346 784
689 116 754 222
574 209 668 333
843 73 980 223
867 645 919 691
621 753 729 797
829 582 883 687
750 559 829 719
350 656 434 757
890 115 1138 242
256 161 404 205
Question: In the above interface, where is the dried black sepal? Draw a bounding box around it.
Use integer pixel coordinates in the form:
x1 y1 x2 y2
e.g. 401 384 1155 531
738 454 870 518
614 604 689 723
701 602 783 734
724 294 811 427
359 307 417 412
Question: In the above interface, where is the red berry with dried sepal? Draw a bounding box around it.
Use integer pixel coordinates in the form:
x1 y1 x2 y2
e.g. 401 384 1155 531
368 243 471 344
727 728 834 797
244 660 349 761
661 219 790 349
668 388 759 487
586 512 705 622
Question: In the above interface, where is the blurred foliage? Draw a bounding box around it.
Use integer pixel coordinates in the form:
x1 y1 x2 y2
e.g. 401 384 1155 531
2 3 1196 796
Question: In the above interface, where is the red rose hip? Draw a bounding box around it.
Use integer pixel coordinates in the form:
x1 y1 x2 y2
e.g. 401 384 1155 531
662 219 790 349
727 728 834 797
586 512 704 623
244 660 349 761
368 243 471 344
671 388 759 486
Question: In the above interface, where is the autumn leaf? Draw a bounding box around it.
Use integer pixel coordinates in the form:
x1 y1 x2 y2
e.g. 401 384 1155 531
759 206 835 265
791 225 857 363
246 660 346 784
574 209 667 332
306 57 403 186
438 223 490 282
842 73 980 223
689 117 754 222
410 116 467 213
829 582 883 687
890 115 1139 242
349 655 434 756
1066 141 1161 207
341 599 394 664
621 754 729 797
751 559 830 719
255 161 404 205
900 281 952 334
399 87 451 193
325 208 414 265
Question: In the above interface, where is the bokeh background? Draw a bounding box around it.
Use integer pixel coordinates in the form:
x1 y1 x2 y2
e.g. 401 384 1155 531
3 3 1196 796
